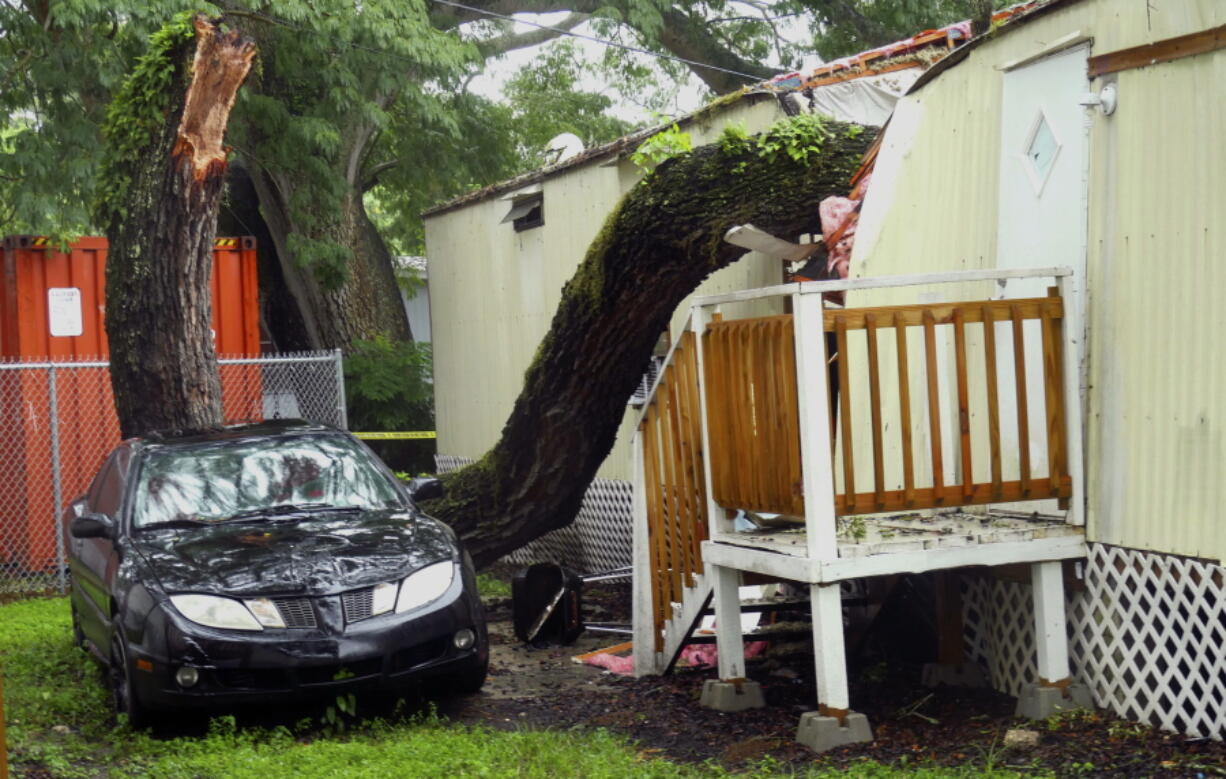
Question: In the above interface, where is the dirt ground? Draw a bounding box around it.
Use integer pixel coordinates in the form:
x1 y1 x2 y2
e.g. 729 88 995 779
434 580 1225 778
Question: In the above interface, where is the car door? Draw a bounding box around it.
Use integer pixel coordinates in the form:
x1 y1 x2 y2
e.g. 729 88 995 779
72 446 131 650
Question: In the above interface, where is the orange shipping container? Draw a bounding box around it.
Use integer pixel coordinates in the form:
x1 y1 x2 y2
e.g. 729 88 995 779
0 236 262 573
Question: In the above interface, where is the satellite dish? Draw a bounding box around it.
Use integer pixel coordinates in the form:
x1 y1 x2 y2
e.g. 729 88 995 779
544 133 584 165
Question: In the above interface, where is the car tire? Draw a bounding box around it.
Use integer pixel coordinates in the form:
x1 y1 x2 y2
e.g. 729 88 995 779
110 633 148 729
70 599 85 650
447 654 489 695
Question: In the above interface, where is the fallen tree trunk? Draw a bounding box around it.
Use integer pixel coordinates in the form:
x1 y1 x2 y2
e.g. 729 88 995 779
424 117 876 568
99 14 256 438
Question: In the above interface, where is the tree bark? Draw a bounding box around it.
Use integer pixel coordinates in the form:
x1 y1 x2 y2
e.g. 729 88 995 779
424 119 876 569
246 167 412 350
103 15 255 438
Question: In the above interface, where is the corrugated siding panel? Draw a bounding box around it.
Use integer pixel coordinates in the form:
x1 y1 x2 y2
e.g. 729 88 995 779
427 100 789 483
1086 49 1226 562
851 0 1225 561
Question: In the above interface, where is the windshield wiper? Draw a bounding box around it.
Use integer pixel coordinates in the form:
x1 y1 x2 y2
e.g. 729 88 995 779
223 504 363 523
141 517 213 530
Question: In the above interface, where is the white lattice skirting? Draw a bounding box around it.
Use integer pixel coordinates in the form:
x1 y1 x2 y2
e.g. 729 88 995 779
435 455 633 575
962 543 1226 740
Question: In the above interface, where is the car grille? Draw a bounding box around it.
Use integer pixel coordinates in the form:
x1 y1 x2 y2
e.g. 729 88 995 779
273 597 317 629
342 587 374 624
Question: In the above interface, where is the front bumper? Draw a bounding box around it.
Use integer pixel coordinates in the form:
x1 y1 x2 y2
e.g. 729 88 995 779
128 573 487 710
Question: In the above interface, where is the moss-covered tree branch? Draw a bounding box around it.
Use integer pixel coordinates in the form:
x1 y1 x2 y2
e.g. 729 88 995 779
423 115 876 569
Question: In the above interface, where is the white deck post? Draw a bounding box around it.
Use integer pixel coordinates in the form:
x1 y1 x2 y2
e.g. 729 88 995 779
794 290 846 705
692 304 734 538
810 582 850 712
712 565 746 680
1031 560 1070 684
1057 272 1085 527
792 291 839 560
631 429 660 676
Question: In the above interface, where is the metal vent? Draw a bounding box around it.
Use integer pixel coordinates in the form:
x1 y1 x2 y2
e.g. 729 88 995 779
342 588 374 623
273 597 317 629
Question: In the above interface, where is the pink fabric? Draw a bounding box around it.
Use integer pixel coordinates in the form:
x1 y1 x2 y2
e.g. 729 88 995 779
678 640 768 670
818 195 859 281
582 651 637 676
580 639 769 676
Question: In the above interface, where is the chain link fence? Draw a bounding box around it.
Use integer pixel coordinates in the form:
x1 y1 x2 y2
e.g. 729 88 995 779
0 351 346 597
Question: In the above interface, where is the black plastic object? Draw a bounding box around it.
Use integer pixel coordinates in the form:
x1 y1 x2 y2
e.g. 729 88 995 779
512 563 584 645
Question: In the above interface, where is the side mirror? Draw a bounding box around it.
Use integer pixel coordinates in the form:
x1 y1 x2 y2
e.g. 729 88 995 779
71 513 116 540
406 477 444 502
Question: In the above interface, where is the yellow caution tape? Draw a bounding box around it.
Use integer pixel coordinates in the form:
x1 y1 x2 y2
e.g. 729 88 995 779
353 431 437 440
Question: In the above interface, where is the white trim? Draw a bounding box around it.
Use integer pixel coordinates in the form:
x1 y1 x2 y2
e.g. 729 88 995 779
997 32 1093 72
693 266 1073 308
1058 273 1086 526
702 534 1086 584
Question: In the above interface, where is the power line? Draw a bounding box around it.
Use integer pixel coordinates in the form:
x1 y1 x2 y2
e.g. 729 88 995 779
430 0 765 83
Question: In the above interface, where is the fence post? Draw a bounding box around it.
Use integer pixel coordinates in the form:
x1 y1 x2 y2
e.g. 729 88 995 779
332 348 348 430
1 670 8 779
48 364 66 594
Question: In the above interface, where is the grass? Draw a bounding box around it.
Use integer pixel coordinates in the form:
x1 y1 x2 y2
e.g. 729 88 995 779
1 598 1035 778
476 571 513 601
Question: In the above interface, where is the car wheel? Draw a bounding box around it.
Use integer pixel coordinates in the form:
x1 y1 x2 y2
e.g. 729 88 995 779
70 599 85 649
109 633 148 729
447 654 489 695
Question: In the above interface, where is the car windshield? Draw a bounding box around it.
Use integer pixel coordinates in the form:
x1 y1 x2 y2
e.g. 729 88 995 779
132 433 405 529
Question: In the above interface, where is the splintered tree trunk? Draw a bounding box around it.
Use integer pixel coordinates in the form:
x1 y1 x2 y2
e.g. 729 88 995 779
103 16 255 438
426 120 876 569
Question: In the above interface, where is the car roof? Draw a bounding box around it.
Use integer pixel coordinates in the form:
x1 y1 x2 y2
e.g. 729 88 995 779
135 419 339 450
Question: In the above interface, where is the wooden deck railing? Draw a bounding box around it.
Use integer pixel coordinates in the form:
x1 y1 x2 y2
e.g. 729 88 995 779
637 331 709 649
702 292 1072 518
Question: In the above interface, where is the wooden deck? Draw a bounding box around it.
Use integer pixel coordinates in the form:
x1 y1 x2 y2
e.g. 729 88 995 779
704 509 1086 584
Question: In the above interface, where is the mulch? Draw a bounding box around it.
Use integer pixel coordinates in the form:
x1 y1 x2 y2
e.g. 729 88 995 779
442 580 1226 778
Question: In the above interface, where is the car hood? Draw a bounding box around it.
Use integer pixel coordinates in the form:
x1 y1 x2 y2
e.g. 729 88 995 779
131 510 458 597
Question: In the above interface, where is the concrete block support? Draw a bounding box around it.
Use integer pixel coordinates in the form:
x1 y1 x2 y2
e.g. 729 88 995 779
1015 682 1093 719
700 679 765 712
796 711 873 752
922 662 988 688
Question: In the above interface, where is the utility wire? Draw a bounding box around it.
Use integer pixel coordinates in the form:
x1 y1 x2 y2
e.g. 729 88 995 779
430 0 765 83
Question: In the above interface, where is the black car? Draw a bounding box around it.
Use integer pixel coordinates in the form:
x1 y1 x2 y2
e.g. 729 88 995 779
65 420 487 725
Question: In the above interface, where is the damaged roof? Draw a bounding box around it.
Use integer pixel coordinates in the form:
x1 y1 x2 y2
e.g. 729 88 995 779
421 1 1062 220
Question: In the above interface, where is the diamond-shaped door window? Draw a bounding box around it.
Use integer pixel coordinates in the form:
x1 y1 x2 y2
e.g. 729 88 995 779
1021 111 1060 194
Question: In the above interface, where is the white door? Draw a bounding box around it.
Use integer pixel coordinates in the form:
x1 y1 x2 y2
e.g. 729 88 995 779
994 44 1088 499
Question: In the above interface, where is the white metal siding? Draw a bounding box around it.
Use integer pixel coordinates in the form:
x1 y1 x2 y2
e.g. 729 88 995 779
849 0 1226 561
426 98 789 482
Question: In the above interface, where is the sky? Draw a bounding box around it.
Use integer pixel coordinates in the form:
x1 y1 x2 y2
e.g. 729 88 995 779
467 8 822 128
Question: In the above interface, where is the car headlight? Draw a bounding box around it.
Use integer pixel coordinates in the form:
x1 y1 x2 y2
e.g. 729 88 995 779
169 594 264 632
371 581 398 616
395 561 455 614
